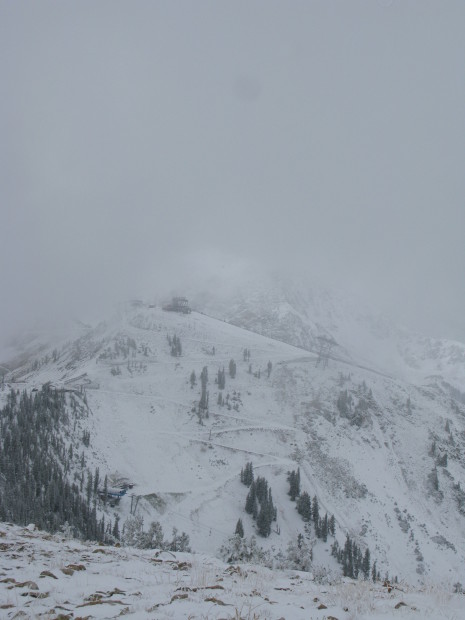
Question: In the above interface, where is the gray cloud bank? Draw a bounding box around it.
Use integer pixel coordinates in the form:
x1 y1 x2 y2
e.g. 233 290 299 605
1 0 464 343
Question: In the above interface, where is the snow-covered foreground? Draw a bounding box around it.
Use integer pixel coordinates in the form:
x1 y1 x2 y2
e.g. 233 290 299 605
0 523 463 620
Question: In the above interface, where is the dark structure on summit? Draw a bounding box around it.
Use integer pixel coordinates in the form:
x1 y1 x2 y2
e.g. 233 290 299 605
162 297 191 314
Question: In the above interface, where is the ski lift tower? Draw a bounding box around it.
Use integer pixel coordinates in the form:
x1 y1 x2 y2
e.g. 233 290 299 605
315 335 337 369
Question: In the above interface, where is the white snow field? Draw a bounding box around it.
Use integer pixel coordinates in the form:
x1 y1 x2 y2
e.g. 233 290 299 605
0 522 463 619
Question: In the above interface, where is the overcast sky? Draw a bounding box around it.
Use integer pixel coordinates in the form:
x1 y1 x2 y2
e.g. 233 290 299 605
1 0 464 344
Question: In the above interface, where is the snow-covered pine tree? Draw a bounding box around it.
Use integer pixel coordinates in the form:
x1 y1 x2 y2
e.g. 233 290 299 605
229 359 236 378
329 513 336 536
190 370 196 387
312 495 320 535
297 491 312 521
257 502 272 537
241 462 254 486
245 481 256 514
287 468 300 501
362 548 371 579
321 512 328 542
235 518 244 538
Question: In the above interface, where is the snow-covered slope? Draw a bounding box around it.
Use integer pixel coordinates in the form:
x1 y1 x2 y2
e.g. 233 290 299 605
0 524 464 620
3 522 463 620
1 288 465 589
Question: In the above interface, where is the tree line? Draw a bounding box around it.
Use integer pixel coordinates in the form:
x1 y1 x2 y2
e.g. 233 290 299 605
0 386 115 542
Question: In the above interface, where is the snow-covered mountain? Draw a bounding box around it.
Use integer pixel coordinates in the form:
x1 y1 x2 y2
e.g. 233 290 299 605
188 272 465 387
1 277 465 590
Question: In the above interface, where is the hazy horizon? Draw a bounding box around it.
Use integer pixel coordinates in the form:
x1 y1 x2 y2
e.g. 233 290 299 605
1 1 464 345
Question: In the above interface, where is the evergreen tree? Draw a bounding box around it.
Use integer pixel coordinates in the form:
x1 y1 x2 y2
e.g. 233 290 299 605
285 534 313 571
331 539 340 559
235 518 244 538
145 521 165 549
337 390 353 417
199 366 209 412
170 335 182 357
343 534 354 578
241 462 254 487
312 495 320 536
287 468 300 501
296 491 312 521
245 482 256 514
93 467 100 496
112 515 120 540
353 541 360 579
102 475 108 506
169 527 179 551
268 487 277 521
329 514 336 537
257 502 272 537
176 531 191 552
321 513 328 542
246 462 254 486
252 497 259 520
362 548 371 579
229 359 236 378
200 366 208 385
217 368 226 390
267 361 272 378
255 476 269 504
86 471 93 505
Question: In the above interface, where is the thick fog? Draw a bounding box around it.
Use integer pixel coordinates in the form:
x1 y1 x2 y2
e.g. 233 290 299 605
1 0 464 345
